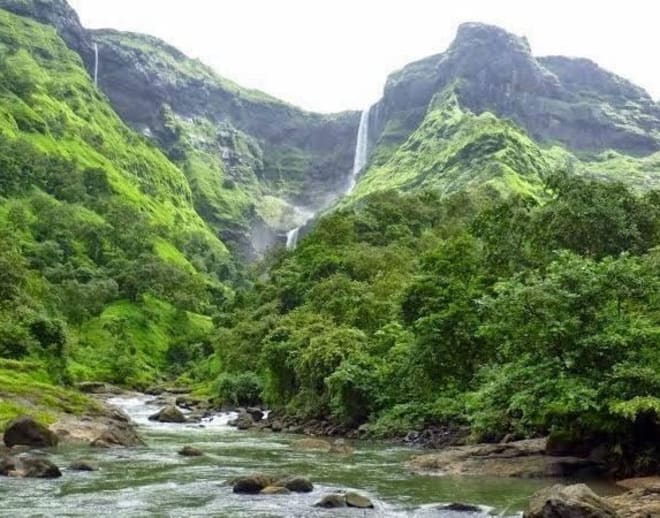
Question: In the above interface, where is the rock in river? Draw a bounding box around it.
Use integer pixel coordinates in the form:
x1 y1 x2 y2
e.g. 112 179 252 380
261 486 291 495
178 445 203 457
148 405 186 423
345 491 374 508
2 455 62 479
314 494 348 508
525 484 617 518
278 476 314 493
231 473 275 494
3 416 59 448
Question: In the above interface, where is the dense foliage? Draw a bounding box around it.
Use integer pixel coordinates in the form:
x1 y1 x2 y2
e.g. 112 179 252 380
214 175 660 474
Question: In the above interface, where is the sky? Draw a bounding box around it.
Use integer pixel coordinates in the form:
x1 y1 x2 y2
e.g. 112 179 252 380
68 0 660 113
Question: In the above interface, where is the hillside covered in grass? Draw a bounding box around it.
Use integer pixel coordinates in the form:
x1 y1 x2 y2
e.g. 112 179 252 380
0 7 232 417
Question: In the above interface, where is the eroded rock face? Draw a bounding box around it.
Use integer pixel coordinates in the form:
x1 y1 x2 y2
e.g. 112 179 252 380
0 0 94 67
3 417 59 448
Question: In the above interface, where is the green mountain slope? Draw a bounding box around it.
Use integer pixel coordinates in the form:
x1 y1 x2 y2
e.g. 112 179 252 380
0 7 230 410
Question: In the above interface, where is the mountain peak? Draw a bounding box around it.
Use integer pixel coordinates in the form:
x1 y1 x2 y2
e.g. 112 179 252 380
452 22 532 54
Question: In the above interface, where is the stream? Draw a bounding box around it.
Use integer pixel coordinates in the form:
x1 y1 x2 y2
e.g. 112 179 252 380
0 395 555 517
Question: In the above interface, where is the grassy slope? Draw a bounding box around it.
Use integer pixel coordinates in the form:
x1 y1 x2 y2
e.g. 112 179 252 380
0 9 229 419
353 93 556 203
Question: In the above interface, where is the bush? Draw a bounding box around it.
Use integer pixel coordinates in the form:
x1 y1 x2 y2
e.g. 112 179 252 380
216 372 263 406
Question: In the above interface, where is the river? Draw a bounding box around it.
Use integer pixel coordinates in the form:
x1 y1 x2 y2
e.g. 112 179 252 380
0 395 554 517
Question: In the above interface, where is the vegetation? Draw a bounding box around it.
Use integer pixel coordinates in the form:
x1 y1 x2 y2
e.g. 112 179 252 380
1 3 659 479
215 174 660 475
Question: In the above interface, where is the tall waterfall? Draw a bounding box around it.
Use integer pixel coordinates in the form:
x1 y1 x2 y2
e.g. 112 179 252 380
347 106 371 193
285 107 370 250
93 43 99 86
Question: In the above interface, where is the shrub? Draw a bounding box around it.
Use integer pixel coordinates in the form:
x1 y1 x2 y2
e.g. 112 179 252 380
216 372 263 406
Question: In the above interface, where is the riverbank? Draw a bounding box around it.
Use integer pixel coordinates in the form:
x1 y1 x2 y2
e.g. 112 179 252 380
3 388 660 516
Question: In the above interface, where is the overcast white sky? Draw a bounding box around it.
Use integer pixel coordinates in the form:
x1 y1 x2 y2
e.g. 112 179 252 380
68 0 659 113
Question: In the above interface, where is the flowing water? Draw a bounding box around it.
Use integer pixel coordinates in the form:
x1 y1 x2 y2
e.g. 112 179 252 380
348 106 371 194
94 43 99 86
0 395 558 517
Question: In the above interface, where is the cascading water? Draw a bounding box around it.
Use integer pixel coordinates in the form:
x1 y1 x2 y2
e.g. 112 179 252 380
285 206 314 250
347 105 371 194
284 107 371 250
93 43 99 86
286 227 300 249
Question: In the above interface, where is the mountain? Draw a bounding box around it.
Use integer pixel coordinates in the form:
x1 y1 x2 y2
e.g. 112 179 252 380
368 22 660 162
0 0 360 259
346 22 660 202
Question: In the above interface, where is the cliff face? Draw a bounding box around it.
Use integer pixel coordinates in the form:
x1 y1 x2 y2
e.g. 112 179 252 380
368 22 660 165
91 30 359 257
0 0 359 258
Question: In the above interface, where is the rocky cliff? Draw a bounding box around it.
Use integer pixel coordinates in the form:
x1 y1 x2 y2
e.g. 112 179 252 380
91 29 358 257
368 22 660 167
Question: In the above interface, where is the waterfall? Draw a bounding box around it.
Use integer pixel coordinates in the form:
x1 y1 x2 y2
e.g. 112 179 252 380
347 106 371 193
286 227 300 250
284 108 370 250
93 43 99 86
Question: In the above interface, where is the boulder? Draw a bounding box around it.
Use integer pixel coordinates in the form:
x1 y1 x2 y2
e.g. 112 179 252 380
12 456 62 478
76 381 108 394
230 411 254 430
607 487 660 518
148 405 186 423
69 460 97 472
178 446 203 457
261 486 291 495
0 455 16 476
270 420 283 432
525 484 618 518
408 438 603 478
231 473 275 494
246 407 264 422
90 423 144 448
314 494 347 508
345 491 374 508
616 477 660 491
278 476 313 493
3 416 59 448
